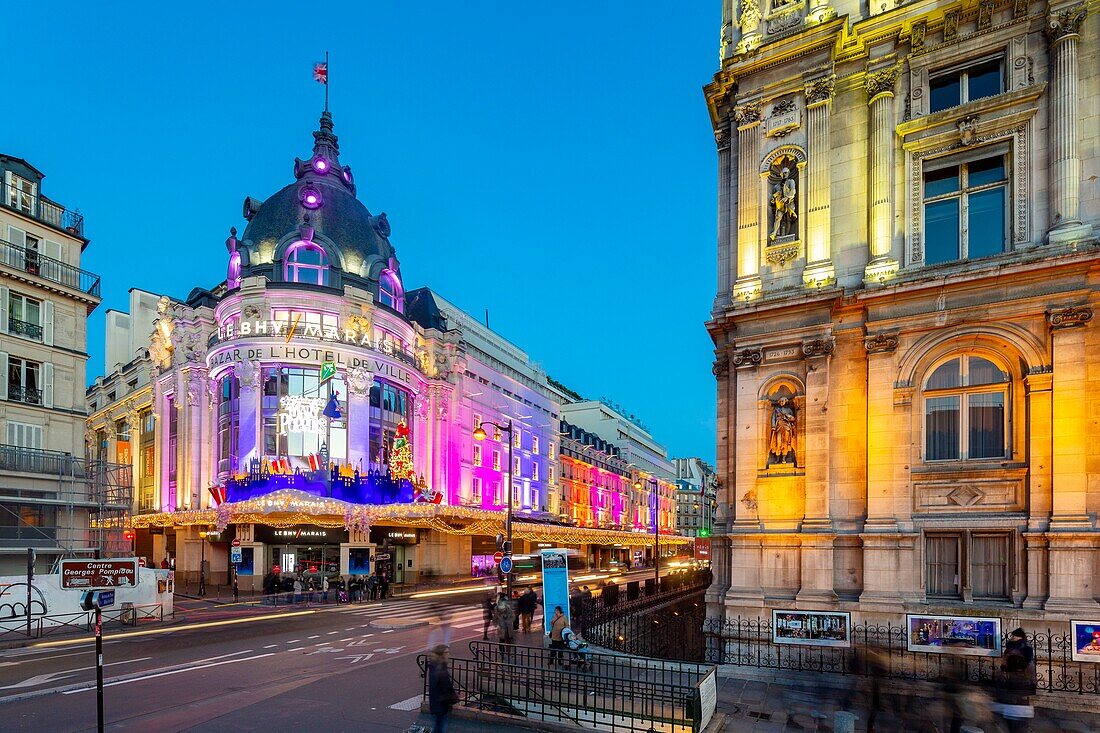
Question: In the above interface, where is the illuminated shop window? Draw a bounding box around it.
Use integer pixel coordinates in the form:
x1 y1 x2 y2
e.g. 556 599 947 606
378 269 404 313
284 242 329 286
923 355 1009 462
262 366 347 466
217 375 239 477
368 380 412 469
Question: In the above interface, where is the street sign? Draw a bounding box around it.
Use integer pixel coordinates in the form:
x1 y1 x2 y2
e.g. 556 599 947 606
79 590 115 611
499 556 513 574
492 551 504 564
138 557 147 568
374 553 391 561
230 547 243 564
60 559 139 590
231 538 242 548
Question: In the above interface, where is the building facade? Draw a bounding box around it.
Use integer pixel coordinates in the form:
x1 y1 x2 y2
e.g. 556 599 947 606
706 0 1099 624
673 457 718 539
87 115 686 588
1 154 129 574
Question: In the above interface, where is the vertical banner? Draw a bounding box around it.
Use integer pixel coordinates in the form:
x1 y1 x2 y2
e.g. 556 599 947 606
540 549 571 634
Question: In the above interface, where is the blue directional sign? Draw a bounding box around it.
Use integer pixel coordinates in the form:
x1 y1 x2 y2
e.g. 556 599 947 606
96 590 115 608
499 556 513 574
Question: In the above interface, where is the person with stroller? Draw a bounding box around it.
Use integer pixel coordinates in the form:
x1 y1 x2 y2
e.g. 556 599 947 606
561 626 591 672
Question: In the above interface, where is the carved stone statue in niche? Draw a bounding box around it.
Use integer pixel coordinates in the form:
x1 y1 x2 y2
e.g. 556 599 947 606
767 396 797 466
768 158 798 241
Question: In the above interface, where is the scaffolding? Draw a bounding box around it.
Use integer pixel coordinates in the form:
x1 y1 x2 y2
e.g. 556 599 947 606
0 445 132 571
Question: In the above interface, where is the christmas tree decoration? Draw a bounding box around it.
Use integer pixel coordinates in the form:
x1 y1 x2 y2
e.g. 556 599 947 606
389 420 415 481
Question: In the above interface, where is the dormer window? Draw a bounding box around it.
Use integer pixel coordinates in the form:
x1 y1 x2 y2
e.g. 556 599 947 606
929 57 1003 113
378 269 404 313
284 242 329 286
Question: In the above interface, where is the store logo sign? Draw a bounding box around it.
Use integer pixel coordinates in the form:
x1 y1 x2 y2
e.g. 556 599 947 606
278 396 327 436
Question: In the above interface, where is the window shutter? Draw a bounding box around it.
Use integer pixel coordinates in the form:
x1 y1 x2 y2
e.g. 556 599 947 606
0 286 7 334
5 421 13 445
42 362 54 409
43 240 63 283
42 301 54 346
6 226 25 269
32 425 43 450
0 351 7 401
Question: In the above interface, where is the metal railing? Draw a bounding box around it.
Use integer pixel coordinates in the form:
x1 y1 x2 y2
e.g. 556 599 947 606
2 182 84 237
0 445 132 504
8 316 43 340
419 646 716 732
585 589 709 662
0 237 100 296
0 603 167 640
704 616 1100 697
6 384 42 405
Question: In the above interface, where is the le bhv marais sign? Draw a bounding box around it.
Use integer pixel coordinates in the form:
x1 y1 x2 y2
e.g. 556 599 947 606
220 319 408 354
207 344 416 386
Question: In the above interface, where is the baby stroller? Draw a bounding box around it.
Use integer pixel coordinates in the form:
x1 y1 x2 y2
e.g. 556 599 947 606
561 628 591 672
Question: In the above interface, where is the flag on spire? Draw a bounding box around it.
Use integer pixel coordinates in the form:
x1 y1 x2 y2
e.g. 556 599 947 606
313 61 328 84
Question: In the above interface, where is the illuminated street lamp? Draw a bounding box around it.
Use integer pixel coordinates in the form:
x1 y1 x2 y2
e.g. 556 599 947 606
633 476 660 590
474 419 514 597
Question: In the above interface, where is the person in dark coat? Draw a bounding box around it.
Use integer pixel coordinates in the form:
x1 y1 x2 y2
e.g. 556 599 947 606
517 588 538 634
998 627 1036 732
379 573 390 600
426 644 457 733
482 592 496 640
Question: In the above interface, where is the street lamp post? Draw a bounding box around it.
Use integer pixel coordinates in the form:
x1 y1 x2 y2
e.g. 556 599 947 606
474 420 514 598
198 530 208 598
633 477 661 592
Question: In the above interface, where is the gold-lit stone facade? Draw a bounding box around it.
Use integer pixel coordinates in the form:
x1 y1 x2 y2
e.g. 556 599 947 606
706 0 1099 623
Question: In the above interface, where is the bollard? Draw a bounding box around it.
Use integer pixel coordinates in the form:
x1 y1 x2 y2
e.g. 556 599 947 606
833 711 858 733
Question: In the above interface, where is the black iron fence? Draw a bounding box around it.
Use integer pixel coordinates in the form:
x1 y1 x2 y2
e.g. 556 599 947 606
586 591 708 661
420 641 717 732
704 616 1100 696
0 237 100 296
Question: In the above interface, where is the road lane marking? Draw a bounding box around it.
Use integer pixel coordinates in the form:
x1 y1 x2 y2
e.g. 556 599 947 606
327 631 339 635
345 627 355 631
287 647 305 652
286 639 301 643
62 653 275 693
389 694 424 711
340 638 353 642
263 645 278 649
308 635 320 639
0 671 75 690
382 630 394 634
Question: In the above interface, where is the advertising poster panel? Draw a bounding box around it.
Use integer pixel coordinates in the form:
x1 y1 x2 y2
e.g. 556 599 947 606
906 614 1002 657
1071 620 1100 663
540 549 571 635
772 610 852 648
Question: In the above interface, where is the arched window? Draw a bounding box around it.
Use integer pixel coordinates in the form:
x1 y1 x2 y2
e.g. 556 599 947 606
284 242 329 286
923 354 1009 461
378 269 404 312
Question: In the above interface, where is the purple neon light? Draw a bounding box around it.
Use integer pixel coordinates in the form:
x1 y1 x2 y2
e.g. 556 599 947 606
301 188 322 209
313 158 328 172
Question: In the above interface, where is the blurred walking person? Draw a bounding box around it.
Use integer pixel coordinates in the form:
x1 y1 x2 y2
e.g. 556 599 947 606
481 592 496 640
426 644 457 733
517 587 538 634
997 627 1036 732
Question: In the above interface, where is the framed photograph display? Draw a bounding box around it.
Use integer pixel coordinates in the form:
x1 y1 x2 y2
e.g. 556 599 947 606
772 610 852 648
1071 620 1100 663
906 614 1002 657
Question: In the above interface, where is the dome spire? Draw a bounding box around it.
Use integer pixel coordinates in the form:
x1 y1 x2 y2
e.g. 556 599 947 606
293 110 355 194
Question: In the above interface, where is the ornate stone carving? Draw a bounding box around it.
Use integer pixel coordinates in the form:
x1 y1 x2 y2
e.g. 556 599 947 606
767 7 803 35
1048 306 1093 329
865 65 900 101
766 99 800 137
737 0 762 52
1013 0 1028 19
715 127 731 150
175 325 207 365
765 242 800 265
732 347 764 367
712 358 730 377
864 332 900 353
978 0 995 30
237 359 262 390
803 76 836 106
767 397 797 466
242 304 261 320
947 485 986 507
186 379 202 408
802 338 835 357
910 20 927 54
734 101 761 126
944 9 960 41
767 156 799 241
740 490 758 511
1046 5 1088 43
957 115 979 145
370 212 391 238
346 363 375 399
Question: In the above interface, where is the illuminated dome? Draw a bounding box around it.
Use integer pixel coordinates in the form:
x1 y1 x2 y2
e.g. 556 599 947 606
233 111 403 302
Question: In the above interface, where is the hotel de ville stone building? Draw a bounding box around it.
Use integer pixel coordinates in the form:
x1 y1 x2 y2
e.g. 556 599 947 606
704 0 1100 626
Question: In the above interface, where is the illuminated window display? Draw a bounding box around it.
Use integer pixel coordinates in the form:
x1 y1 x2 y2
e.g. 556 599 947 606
262 367 347 467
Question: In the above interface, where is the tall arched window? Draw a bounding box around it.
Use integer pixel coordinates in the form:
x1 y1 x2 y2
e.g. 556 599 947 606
378 269 404 312
284 242 329 286
923 354 1009 461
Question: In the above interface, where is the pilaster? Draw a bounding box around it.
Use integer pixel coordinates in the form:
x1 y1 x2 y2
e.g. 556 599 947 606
864 65 900 285
802 76 836 289
716 122 735 302
1049 307 1092 527
733 102 763 301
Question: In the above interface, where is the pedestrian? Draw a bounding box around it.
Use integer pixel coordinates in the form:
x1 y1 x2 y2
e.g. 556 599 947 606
292 576 303 604
426 644 457 733
160 557 170 570
367 573 379 601
494 593 516 645
518 587 537 634
998 627 1036 732
321 575 330 603
262 568 278 604
482 592 496 640
548 606 569 666
379 573 390 600
511 589 521 632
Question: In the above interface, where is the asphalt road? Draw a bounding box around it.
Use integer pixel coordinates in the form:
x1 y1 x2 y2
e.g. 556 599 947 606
0 591 509 733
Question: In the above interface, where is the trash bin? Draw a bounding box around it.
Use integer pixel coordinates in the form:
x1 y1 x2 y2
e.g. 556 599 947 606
121 602 136 626
834 711 858 733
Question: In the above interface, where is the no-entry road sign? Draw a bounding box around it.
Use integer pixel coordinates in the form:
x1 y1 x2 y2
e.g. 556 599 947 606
60 559 139 590
493 551 504 564
231 538 242 548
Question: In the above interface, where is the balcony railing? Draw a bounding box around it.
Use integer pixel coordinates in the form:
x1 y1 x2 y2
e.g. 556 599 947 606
3 182 84 237
0 444 132 507
8 316 43 340
7 384 42 405
0 238 101 297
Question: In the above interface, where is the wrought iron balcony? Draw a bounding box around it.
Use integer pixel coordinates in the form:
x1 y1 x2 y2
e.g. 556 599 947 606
8 316 43 340
3 181 84 237
0 237 100 297
7 384 42 405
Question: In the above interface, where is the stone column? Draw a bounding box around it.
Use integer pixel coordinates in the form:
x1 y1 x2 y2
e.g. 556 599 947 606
802 76 837 289
716 122 734 304
806 0 836 24
1046 5 1091 243
864 65 901 285
710 353 733 618
733 103 763 301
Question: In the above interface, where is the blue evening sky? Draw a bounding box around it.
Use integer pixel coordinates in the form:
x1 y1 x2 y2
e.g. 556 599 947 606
5 2 719 462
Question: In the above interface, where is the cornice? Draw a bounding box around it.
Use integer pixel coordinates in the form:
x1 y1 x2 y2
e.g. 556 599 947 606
898 85 1046 148
719 16 846 85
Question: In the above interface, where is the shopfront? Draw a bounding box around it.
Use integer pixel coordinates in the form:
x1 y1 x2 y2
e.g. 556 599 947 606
253 524 349 577
369 526 419 584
